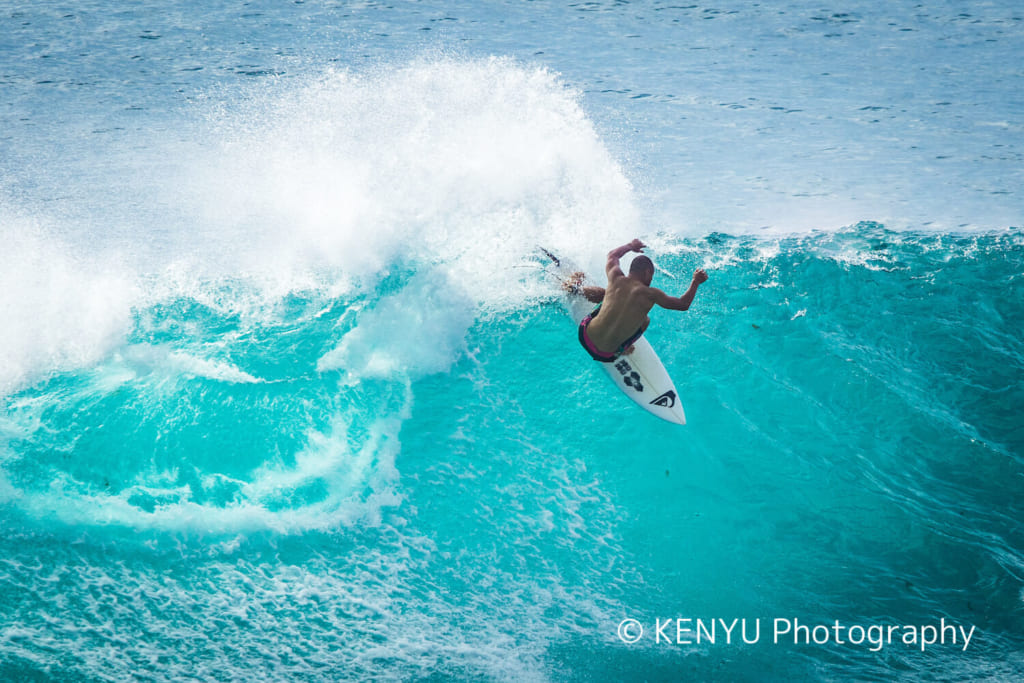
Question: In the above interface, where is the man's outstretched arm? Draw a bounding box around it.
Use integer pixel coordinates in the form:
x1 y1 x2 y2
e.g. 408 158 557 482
652 269 708 311
582 285 605 303
606 238 646 280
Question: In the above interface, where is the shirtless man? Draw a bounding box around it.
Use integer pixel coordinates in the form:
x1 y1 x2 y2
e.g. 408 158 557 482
566 239 708 363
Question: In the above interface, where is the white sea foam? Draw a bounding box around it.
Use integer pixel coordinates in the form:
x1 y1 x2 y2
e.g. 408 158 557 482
7 393 407 534
317 268 476 381
0 536 612 681
186 55 639 305
123 344 261 385
0 211 140 397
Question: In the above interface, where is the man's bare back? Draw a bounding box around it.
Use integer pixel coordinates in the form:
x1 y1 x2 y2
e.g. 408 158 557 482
568 239 707 362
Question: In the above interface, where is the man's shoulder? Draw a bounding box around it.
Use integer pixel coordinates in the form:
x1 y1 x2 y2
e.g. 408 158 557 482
641 285 671 305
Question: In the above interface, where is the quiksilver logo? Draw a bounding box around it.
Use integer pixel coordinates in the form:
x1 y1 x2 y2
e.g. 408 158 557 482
649 390 676 408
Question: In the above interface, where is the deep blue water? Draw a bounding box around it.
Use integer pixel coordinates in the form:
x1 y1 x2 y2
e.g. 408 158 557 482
2 2 1023 681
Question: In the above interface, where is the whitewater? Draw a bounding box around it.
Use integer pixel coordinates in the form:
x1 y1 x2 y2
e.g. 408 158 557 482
1 2 1022 681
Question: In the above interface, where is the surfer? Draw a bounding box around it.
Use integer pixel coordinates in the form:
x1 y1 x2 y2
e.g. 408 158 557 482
565 239 708 362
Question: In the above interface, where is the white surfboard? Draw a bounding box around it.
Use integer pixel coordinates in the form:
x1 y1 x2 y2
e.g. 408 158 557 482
541 248 686 425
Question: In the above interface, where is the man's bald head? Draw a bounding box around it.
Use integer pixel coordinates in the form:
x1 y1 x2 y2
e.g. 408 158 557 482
629 255 655 285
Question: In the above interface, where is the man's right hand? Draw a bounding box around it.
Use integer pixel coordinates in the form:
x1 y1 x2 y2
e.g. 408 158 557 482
693 268 708 285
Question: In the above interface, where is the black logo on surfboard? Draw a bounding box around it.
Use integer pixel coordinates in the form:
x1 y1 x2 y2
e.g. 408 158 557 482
614 360 644 393
649 390 676 408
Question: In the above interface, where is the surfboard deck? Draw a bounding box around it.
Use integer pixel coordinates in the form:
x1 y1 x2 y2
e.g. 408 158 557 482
540 248 686 425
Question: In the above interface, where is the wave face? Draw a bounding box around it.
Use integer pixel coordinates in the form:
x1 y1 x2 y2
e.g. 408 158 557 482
2 5 1024 680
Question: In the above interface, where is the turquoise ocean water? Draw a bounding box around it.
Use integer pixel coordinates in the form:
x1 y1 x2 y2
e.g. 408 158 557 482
2 2 1022 680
